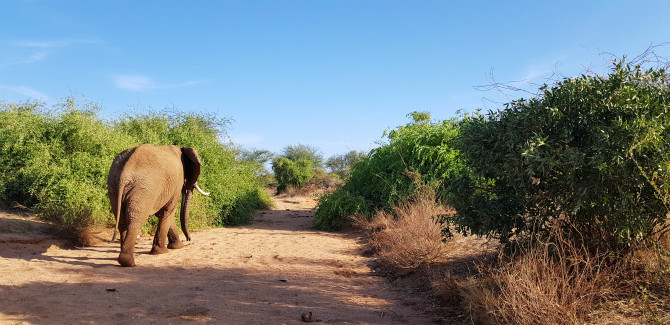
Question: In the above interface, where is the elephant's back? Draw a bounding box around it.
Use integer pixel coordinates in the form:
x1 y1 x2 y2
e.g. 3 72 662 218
118 144 184 212
130 144 181 167
122 145 183 182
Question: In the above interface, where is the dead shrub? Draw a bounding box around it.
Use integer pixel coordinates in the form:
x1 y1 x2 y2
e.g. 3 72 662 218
446 228 670 324
455 274 502 324
281 184 306 197
281 171 342 198
457 231 619 325
430 273 463 306
359 188 454 272
597 230 670 323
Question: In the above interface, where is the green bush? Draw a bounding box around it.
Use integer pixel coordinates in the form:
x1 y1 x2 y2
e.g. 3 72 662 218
0 100 135 227
0 98 270 231
313 189 369 231
0 102 50 207
272 157 314 194
451 62 670 245
314 112 465 230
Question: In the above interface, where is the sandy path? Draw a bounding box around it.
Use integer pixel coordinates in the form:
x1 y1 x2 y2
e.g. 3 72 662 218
0 195 432 324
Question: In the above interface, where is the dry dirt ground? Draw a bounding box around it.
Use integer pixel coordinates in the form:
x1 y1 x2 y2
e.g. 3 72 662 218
0 195 437 325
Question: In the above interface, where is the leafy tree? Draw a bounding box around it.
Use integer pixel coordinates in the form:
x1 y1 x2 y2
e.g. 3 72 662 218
408 111 431 124
280 144 324 169
236 148 275 186
325 150 366 177
238 148 274 166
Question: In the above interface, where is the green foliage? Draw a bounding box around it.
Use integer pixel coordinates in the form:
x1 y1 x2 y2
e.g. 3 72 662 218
307 168 344 189
314 112 465 230
237 148 275 186
451 62 670 245
0 98 270 230
325 150 366 177
280 143 324 169
408 111 432 124
313 189 369 231
0 99 135 227
272 157 314 194
237 148 275 166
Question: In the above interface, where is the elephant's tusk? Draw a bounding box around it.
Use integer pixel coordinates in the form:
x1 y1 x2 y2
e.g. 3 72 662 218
195 183 210 196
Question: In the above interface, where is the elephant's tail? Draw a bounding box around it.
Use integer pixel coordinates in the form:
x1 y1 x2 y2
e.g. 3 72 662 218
110 180 124 242
111 220 120 242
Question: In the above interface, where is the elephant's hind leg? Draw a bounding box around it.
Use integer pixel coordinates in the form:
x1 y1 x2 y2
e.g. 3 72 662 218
118 224 140 267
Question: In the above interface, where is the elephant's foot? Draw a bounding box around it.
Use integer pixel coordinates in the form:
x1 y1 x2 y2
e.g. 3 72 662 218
168 241 184 249
118 252 136 267
150 245 169 255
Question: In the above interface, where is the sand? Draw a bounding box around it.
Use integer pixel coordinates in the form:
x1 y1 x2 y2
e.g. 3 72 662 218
0 194 432 324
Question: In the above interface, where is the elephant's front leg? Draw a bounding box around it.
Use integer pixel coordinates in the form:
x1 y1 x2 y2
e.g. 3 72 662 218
150 210 172 255
167 223 184 249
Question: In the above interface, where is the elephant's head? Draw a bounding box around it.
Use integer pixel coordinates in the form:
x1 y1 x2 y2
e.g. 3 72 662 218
180 147 209 241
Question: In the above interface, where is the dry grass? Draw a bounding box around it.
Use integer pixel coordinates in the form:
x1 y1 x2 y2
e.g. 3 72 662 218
353 188 454 272
588 231 670 324
281 184 314 197
450 231 670 325
279 184 326 198
492 238 616 324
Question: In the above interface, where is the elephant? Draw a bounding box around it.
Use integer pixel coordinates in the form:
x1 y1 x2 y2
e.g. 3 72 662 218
107 144 210 267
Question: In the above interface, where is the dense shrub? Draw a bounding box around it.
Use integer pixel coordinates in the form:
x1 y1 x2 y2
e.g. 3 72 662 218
451 62 670 245
272 157 314 194
0 98 270 231
0 100 136 227
314 112 465 230
313 189 369 230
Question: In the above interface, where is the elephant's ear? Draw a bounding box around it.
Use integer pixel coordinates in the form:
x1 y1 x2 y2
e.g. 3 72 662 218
181 147 202 191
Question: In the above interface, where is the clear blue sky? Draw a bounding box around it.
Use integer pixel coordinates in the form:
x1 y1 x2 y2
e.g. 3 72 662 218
1 1 669 159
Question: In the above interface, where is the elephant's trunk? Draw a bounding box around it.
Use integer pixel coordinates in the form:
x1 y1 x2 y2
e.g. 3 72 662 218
180 188 193 241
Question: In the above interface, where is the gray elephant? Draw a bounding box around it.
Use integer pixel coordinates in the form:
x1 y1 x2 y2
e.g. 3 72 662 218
107 144 210 267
